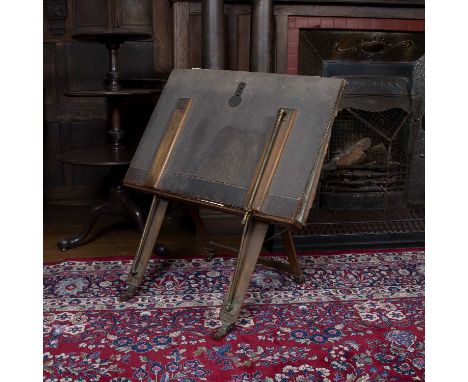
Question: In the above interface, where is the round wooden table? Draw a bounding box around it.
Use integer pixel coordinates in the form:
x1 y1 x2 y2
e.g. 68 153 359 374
57 31 166 255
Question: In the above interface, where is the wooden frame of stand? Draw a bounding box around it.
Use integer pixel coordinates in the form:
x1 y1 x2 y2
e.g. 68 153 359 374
189 205 304 338
121 97 306 339
120 196 304 339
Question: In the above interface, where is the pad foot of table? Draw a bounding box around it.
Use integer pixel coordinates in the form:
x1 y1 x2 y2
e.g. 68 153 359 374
57 184 149 251
58 237 81 252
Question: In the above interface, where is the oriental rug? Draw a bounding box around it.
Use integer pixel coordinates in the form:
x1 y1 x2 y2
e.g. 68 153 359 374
44 249 424 382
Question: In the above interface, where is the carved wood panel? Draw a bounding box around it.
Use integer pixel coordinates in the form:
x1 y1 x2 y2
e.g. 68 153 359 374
71 0 153 32
153 0 173 73
118 0 152 31
65 43 108 93
72 0 110 31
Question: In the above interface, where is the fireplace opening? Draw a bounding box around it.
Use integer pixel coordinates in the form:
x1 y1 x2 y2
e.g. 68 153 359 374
284 27 425 248
321 77 411 211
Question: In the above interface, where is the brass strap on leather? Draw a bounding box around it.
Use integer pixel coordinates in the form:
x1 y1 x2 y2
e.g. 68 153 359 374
242 108 286 226
224 108 286 312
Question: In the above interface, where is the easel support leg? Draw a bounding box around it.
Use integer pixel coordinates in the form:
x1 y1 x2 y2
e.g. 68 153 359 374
120 196 168 301
282 229 305 284
188 205 215 261
213 221 268 339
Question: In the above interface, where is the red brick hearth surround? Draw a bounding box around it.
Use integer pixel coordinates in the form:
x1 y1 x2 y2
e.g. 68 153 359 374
287 17 425 74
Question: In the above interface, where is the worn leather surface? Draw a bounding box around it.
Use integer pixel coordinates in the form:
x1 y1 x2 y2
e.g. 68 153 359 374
125 69 344 225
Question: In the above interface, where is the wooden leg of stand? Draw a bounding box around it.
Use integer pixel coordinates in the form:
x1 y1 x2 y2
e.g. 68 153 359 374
282 229 305 284
120 197 169 302
213 221 268 339
188 205 215 261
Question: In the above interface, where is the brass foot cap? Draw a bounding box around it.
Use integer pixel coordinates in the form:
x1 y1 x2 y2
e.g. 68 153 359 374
119 286 138 302
293 274 305 284
212 323 233 340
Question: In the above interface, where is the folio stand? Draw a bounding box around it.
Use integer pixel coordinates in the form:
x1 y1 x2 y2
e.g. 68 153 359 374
120 105 305 338
120 195 304 339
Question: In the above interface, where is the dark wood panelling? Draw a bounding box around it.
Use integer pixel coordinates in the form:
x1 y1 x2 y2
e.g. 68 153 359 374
44 0 69 36
44 122 65 187
44 43 57 104
67 120 108 149
237 14 250 71
58 121 74 189
226 14 239 70
189 14 202 68
153 0 173 73
54 42 69 106
119 42 155 78
44 119 110 201
72 0 155 33
118 96 160 150
275 15 288 74
118 0 152 31
73 0 110 30
65 42 107 93
65 120 110 187
45 104 107 123
71 166 111 188
173 1 191 68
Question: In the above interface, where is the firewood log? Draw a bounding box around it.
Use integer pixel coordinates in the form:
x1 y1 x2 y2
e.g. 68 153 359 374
332 137 370 162
366 143 388 165
329 138 371 168
336 150 368 167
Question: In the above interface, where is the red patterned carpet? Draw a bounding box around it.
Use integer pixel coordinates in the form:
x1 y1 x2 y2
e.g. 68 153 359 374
44 249 424 382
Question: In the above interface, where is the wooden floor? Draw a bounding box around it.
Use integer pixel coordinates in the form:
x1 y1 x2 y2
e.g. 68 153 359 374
44 203 242 263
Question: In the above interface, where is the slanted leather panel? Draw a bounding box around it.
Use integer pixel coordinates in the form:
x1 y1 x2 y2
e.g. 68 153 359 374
125 69 344 225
